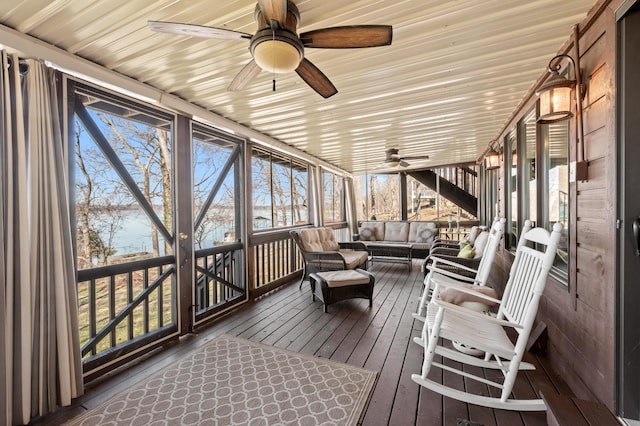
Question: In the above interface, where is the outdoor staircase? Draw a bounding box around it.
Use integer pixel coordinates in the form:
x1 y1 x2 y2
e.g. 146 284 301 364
408 167 478 217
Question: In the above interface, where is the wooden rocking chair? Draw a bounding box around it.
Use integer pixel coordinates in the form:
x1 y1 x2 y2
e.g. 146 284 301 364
413 218 505 322
411 220 563 411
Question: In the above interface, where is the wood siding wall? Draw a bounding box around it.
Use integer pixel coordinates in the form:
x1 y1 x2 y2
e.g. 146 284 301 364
491 0 619 410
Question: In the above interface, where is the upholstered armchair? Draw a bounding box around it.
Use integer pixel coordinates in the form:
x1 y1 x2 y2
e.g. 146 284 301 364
290 227 369 288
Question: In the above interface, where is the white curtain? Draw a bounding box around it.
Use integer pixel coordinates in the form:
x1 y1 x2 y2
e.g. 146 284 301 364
344 177 358 235
1 52 83 425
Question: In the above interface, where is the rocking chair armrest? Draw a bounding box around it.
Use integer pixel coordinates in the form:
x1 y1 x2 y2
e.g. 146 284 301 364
428 256 479 275
430 279 501 305
428 247 460 256
433 300 522 329
432 239 462 248
426 266 479 284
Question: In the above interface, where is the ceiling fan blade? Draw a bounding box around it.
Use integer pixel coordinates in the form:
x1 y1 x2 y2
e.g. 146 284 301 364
228 60 262 91
402 155 430 161
257 0 287 26
295 58 338 98
400 160 410 167
300 25 393 48
148 21 252 41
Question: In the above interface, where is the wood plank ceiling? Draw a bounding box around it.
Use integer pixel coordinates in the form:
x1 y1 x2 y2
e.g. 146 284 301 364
0 0 595 174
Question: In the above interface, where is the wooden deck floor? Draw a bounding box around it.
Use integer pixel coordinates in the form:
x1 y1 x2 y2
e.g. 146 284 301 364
33 261 569 426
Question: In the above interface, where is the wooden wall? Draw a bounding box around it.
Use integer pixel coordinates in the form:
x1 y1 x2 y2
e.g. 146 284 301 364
491 0 620 410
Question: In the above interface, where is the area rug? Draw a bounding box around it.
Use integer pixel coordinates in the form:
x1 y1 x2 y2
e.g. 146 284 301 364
65 334 378 426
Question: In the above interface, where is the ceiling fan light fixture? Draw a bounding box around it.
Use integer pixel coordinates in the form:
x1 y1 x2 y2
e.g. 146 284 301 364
253 39 302 73
385 158 401 167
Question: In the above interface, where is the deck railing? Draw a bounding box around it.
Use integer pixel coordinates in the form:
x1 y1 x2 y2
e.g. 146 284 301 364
194 242 245 321
77 224 348 378
77 255 178 375
250 228 304 298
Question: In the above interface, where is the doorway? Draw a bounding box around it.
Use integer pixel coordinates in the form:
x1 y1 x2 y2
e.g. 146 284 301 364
617 0 640 421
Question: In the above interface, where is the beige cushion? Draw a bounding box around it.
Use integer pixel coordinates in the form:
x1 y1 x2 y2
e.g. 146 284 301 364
317 227 340 251
408 222 437 243
296 227 339 252
359 227 376 241
359 221 385 241
340 250 369 269
439 284 498 306
297 229 322 252
472 231 489 258
415 225 435 243
466 226 481 245
317 269 371 288
384 222 410 242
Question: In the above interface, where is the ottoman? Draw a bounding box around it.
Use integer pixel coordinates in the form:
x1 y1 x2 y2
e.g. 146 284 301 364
308 268 375 313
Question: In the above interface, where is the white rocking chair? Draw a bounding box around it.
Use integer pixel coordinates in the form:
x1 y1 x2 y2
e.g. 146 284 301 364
411 220 563 411
413 217 505 322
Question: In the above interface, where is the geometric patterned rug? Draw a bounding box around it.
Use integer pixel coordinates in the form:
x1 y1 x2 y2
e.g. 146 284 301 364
64 334 378 426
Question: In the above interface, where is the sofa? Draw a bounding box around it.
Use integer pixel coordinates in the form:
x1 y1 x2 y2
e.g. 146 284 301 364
356 221 438 259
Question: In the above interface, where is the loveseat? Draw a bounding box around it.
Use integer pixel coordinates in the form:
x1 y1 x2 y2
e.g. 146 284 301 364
356 221 438 259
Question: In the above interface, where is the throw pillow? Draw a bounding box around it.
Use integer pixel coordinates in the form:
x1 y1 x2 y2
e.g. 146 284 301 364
459 240 470 249
415 226 434 243
359 227 376 241
439 284 499 306
457 245 475 259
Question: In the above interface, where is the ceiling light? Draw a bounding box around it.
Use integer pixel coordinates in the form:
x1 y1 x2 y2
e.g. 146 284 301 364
253 39 302 73
385 158 401 167
251 28 303 74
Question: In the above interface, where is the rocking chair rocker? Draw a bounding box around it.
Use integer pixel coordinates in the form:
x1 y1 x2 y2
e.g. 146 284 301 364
411 220 563 411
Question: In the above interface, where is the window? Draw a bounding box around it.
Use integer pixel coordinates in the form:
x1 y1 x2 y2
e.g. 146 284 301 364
503 107 570 285
522 109 537 224
73 85 174 269
354 173 400 221
406 176 436 221
251 148 308 230
481 167 498 226
505 128 518 249
542 120 569 283
323 171 344 223
192 125 240 248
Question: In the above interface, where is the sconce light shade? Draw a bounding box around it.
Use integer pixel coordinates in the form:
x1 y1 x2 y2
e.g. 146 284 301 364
536 55 577 123
485 149 501 170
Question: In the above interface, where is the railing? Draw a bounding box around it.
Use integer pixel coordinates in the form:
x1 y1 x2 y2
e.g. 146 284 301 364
435 166 478 198
432 220 480 241
77 255 178 375
194 242 245 321
250 228 304 298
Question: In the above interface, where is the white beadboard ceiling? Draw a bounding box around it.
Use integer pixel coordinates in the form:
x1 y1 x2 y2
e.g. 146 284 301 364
0 0 595 174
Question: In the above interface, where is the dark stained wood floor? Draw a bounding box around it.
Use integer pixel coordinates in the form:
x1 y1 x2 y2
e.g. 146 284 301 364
32 260 570 426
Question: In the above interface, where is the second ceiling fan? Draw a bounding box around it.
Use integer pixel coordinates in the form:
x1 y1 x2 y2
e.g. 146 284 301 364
148 0 392 98
385 148 430 167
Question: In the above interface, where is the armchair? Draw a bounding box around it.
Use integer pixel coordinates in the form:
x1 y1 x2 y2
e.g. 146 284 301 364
290 227 369 289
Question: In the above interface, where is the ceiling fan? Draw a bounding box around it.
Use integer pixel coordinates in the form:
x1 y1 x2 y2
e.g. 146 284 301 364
385 148 430 167
148 0 392 98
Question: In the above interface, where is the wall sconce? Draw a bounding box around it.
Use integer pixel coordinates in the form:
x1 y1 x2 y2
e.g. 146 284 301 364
537 25 587 182
536 54 579 123
484 148 501 170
